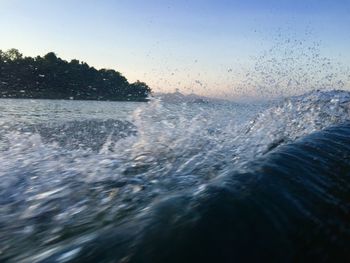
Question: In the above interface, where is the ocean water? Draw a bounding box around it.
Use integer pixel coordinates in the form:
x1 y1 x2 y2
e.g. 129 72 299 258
1 90 350 262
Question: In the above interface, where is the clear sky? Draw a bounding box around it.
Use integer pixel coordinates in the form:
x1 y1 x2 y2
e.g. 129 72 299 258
1 0 349 98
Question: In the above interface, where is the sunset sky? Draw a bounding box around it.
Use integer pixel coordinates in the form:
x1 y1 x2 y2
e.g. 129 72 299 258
1 0 349 98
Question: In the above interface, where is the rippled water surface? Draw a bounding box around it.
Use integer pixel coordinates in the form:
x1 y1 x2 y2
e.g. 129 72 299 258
1 91 350 262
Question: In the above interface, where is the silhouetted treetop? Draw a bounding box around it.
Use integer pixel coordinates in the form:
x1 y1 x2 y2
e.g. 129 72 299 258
0 48 151 101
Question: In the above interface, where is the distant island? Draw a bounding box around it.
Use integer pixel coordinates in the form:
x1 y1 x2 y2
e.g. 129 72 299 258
0 49 151 101
154 90 232 104
155 90 210 103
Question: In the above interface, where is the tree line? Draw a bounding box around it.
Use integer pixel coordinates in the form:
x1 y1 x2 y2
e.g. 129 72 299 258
0 48 151 101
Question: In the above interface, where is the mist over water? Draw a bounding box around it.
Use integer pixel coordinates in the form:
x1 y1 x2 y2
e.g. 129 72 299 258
205 34 350 100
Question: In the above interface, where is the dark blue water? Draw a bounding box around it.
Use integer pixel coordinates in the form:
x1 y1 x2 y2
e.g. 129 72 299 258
0 90 350 262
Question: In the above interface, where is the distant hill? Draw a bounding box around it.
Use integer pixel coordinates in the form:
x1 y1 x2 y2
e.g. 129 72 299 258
154 91 229 104
0 48 151 101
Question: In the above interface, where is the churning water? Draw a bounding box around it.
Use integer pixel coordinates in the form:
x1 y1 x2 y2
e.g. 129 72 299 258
1 90 350 262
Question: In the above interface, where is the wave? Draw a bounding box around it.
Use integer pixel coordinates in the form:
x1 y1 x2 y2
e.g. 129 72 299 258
23 122 350 263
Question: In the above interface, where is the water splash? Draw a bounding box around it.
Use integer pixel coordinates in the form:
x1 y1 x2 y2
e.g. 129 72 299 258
1 90 350 261
234 35 350 99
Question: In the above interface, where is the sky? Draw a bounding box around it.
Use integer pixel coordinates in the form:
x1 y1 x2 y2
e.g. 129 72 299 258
0 0 349 98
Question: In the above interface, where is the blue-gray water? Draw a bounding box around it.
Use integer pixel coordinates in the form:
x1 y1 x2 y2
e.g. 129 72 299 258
1 90 350 262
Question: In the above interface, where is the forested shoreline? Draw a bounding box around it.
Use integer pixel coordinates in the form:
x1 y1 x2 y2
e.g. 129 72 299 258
0 49 151 101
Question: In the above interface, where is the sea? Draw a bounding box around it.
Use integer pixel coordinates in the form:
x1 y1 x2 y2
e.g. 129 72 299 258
1 90 350 262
